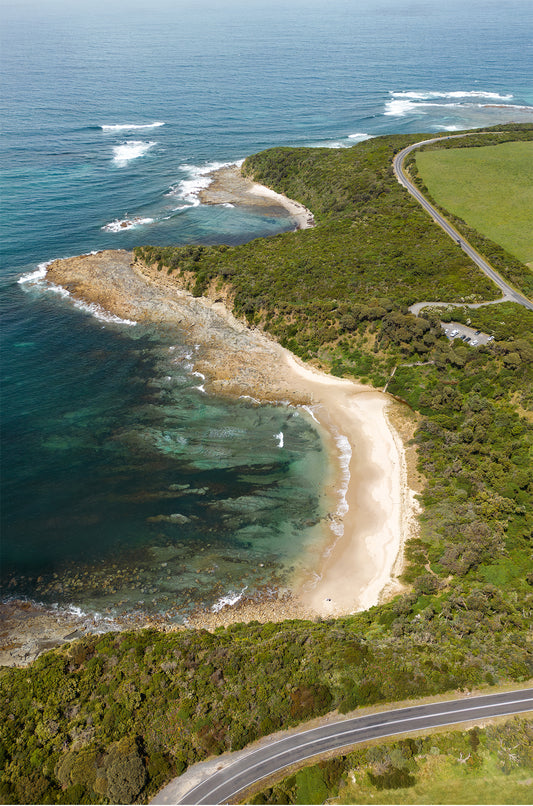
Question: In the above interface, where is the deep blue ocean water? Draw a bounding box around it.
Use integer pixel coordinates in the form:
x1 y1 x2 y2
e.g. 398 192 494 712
1 0 532 622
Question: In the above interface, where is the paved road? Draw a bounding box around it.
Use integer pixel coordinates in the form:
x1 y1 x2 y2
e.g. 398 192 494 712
171 688 533 804
393 135 533 312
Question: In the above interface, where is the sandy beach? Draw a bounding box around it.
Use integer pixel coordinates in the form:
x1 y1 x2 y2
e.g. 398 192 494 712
40 249 418 618
198 164 315 229
5 187 419 662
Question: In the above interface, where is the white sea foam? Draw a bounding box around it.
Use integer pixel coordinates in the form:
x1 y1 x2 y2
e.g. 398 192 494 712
324 141 350 149
192 370 206 393
385 99 419 117
18 255 135 324
102 216 154 233
385 98 470 117
306 132 374 148
73 299 137 326
309 133 372 149
51 603 87 619
112 140 156 166
18 252 100 286
331 433 352 537
168 159 244 207
239 394 261 404
101 121 165 132
385 89 518 117
211 585 248 613
18 259 53 284
52 603 119 632
275 431 284 448
348 132 372 142
390 90 514 101
301 404 320 424
47 282 71 299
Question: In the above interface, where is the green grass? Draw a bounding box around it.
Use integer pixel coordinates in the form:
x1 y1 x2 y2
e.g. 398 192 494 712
415 141 533 266
251 719 533 806
336 755 533 805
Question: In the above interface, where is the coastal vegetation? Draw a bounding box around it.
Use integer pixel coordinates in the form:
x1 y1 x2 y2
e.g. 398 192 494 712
1 124 532 804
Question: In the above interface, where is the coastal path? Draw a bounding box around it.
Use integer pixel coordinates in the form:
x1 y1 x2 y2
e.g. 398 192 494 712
152 687 533 804
392 134 533 313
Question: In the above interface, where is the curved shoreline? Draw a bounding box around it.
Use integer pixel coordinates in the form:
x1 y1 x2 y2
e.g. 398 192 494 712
3 248 418 663
45 251 416 615
198 164 316 229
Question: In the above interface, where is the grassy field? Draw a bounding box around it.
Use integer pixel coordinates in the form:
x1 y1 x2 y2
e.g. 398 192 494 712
415 141 533 266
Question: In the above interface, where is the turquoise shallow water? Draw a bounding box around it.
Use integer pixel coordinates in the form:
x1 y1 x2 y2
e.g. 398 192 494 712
1 0 532 621
1 299 329 618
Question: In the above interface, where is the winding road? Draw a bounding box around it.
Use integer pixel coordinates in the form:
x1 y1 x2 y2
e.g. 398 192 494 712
393 134 533 312
152 687 533 804
151 136 533 806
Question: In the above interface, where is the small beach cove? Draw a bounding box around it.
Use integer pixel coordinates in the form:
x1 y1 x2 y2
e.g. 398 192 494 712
39 241 417 618
2 172 421 667
198 164 316 230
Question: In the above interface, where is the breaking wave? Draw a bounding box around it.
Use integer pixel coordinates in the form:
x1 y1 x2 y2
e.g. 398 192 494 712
331 433 352 537
18 257 136 325
384 89 532 119
101 121 165 131
211 586 248 613
102 216 155 232
167 159 244 207
18 259 54 285
390 90 514 101
112 140 156 166
18 252 101 286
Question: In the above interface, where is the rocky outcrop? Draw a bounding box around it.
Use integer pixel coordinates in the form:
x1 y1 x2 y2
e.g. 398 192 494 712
45 250 312 404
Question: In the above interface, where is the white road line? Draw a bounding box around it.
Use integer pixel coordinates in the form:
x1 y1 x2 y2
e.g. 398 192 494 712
182 692 533 803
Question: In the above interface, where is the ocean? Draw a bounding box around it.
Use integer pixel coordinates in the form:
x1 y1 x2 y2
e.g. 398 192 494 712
1 0 532 624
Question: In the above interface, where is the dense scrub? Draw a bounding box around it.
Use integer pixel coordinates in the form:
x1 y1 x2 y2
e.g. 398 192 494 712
2 125 532 804
132 131 507 344
1 607 531 804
